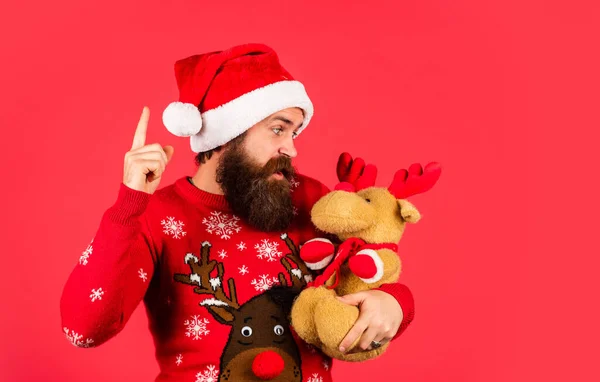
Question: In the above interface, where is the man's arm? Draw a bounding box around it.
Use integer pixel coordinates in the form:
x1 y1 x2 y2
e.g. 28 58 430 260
375 282 415 340
60 185 157 347
61 106 172 347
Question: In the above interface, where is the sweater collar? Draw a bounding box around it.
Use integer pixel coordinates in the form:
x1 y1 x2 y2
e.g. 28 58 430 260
175 176 231 212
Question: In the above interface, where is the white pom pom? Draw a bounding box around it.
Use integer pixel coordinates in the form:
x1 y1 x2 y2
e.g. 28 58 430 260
162 102 202 137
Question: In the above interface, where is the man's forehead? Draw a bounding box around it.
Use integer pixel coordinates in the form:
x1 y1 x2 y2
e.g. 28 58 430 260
267 108 305 126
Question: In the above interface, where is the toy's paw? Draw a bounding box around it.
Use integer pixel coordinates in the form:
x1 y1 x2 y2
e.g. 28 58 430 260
300 238 335 270
291 287 335 346
348 249 384 283
314 296 360 352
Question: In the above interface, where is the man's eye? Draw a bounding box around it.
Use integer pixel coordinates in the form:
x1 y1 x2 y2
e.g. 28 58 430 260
272 127 283 135
292 131 299 139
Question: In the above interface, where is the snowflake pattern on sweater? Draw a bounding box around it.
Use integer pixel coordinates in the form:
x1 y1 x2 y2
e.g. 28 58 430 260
202 211 242 239
307 374 324 382
251 274 279 291
195 365 219 382
79 239 93 265
161 216 187 239
254 239 283 262
63 327 94 348
184 315 211 340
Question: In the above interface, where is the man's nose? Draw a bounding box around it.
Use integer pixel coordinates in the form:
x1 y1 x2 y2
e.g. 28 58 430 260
279 136 298 158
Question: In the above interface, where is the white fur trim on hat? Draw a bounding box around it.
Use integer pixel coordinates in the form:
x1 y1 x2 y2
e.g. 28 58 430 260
190 80 313 153
162 101 203 137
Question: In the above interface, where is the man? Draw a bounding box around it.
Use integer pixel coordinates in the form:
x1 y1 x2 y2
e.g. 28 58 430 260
60 43 414 382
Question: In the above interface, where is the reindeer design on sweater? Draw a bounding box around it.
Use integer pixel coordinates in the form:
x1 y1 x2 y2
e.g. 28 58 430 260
174 234 312 381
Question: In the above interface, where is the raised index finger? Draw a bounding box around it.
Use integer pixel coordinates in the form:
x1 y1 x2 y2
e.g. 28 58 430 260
132 106 149 150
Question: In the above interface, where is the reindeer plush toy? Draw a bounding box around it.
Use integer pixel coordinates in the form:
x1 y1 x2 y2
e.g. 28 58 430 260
290 153 441 362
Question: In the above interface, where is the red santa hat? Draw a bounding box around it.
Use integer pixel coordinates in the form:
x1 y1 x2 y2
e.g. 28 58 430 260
162 43 314 153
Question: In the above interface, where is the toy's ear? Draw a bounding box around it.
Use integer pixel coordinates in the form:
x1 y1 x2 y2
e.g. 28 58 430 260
398 199 421 223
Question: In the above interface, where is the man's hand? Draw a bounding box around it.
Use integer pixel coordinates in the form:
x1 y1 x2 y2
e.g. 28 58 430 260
123 107 174 194
337 290 403 353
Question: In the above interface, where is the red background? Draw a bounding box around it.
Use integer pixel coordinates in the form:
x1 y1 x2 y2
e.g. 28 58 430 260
1 0 598 381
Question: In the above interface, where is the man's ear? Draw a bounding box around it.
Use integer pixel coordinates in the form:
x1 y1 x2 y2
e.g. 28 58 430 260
397 199 421 223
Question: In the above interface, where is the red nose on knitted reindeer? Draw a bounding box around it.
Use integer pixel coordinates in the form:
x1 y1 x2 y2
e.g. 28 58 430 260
290 153 441 362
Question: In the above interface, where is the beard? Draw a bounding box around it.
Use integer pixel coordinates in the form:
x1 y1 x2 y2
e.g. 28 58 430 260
216 140 297 232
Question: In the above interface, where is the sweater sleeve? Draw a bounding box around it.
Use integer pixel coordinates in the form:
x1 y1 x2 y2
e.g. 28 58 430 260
375 282 415 341
60 184 158 348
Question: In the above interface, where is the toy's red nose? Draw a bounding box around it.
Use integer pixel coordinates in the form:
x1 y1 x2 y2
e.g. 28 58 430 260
252 350 285 380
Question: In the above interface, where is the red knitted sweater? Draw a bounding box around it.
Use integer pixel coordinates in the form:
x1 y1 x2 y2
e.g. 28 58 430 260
60 174 414 381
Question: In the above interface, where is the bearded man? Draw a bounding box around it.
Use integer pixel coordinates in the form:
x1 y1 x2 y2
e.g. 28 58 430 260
60 43 414 382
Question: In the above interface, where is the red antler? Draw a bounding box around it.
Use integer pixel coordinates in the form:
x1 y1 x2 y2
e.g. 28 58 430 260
336 152 364 184
388 162 442 199
334 152 378 192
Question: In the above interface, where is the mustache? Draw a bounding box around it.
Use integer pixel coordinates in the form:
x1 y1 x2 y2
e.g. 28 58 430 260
259 156 296 180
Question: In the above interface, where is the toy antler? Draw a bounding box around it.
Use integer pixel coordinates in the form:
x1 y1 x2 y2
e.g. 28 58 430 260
388 162 442 199
337 152 364 184
335 152 378 192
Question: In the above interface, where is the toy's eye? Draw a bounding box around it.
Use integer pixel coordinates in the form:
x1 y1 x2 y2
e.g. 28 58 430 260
365 198 371 203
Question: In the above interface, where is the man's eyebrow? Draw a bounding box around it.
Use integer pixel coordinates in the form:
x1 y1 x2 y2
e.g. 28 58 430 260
270 116 303 129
